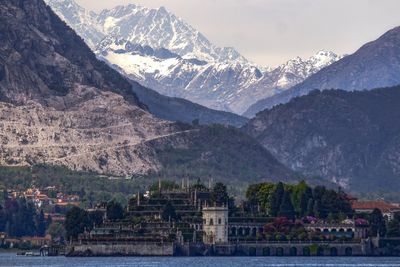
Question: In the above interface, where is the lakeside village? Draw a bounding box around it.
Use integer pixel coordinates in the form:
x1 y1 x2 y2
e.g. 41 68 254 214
1 179 400 256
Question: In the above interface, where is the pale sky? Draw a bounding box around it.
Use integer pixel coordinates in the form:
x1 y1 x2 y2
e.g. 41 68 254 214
75 0 400 67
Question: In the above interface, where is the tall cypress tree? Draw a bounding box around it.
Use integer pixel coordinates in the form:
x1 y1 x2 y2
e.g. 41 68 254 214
370 208 386 237
313 200 321 219
299 193 307 217
0 205 5 232
306 199 314 216
211 183 229 206
106 200 124 221
35 210 46 237
278 191 296 220
270 182 284 217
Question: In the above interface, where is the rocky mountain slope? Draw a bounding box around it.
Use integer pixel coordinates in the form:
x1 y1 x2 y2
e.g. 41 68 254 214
243 86 400 192
244 26 400 117
129 81 248 127
0 0 293 184
46 0 341 114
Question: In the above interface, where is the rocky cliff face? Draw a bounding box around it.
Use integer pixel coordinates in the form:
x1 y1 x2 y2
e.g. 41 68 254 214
0 0 179 175
0 0 142 108
0 86 177 175
245 26 400 117
0 0 293 184
243 86 400 192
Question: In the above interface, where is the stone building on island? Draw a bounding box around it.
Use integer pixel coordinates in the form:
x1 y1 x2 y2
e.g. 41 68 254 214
67 182 376 257
202 205 228 244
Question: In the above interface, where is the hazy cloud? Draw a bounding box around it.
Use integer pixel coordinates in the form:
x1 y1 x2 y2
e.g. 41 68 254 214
75 0 400 66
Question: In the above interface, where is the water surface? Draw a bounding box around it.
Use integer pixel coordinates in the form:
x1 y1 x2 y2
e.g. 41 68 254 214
0 253 399 267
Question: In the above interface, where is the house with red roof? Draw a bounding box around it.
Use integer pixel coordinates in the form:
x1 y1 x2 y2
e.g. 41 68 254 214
352 201 400 221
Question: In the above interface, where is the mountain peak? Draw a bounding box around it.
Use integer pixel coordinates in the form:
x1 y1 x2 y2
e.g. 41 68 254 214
244 25 400 117
48 0 249 64
158 6 168 14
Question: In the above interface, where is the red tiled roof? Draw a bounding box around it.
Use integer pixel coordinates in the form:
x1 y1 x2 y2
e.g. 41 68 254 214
352 201 400 212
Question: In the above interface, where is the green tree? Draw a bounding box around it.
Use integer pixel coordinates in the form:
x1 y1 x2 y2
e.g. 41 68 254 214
64 206 89 240
0 205 5 232
257 183 275 214
313 200 321 218
270 182 284 217
246 183 263 206
298 186 313 217
387 219 400 237
211 182 229 206
46 222 66 240
88 210 104 227
369 208 387 237
106 200 124 221
191 179 208 191
306 199 314 216
291 181 309 215
149 181 179 193
35 210 46 237
161 202 178 221
278 191 296 220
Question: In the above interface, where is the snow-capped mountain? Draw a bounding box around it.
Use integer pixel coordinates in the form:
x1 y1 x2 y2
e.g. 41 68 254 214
46 0 248 64
100 40 341 113
99 39 265 112
46 0 341 114
226 50 343 113
244 26 400 117
46 0 104 48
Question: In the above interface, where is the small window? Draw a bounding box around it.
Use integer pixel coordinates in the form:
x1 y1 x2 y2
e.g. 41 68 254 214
210 219 214 225
218 218 222 225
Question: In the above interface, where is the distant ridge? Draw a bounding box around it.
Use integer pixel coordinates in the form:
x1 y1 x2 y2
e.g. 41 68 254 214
243 86 400 192
244 26 400 117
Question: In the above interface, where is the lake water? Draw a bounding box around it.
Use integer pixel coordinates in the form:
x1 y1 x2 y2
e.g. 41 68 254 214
0 253 399 267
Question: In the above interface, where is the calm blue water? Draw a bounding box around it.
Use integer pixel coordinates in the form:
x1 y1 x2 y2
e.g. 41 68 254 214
0 253 399 267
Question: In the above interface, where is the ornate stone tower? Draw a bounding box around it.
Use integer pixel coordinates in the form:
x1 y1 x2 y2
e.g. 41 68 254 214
202 205 228 244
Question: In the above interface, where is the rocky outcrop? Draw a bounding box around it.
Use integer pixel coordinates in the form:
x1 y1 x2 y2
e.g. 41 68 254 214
0 0 141 108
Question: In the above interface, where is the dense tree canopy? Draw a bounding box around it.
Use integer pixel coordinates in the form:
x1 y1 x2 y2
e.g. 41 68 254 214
65 206 90 240
0 198 46 237
106 200 124 221
211 183 229 206
161 202 178 222
245 181 353 220
370 208 387 237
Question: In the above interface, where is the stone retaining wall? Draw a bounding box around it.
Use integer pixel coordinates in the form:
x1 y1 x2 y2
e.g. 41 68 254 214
67 242 175 256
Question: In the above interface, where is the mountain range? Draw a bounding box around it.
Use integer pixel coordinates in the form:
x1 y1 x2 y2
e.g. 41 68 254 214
3 0 400 196
244 26 400 117
45 0 342 115
243 86 400 193
0 0 294 186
